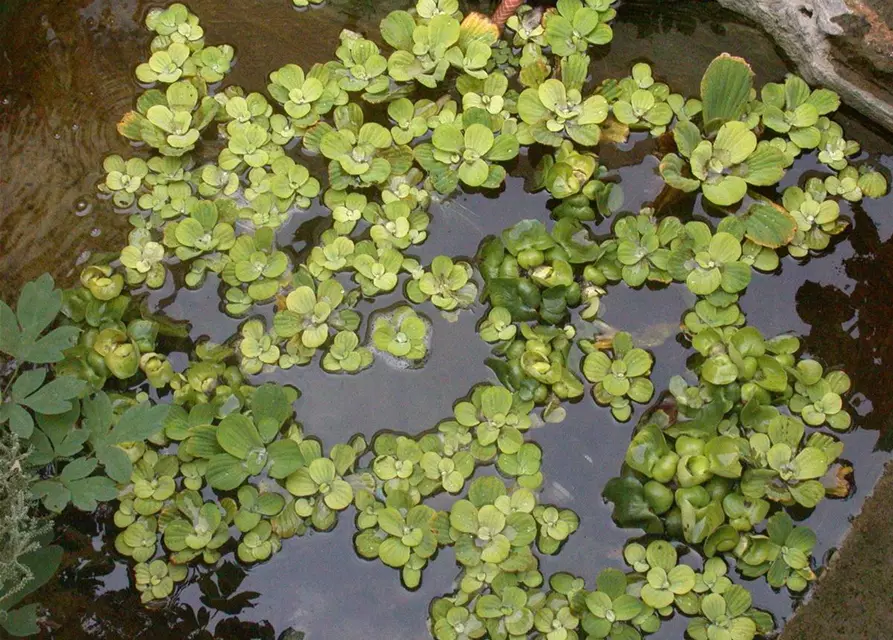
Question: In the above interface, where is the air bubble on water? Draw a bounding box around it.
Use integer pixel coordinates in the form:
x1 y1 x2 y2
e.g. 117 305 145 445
91 227 101 237
548 481 573 502
371 349 420 371
76 200 91 216
75 250 92 265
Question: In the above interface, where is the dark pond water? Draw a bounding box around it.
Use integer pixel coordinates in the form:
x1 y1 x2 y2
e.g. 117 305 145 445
1 1 892 639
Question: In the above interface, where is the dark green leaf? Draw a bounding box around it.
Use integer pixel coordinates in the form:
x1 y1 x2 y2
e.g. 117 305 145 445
602 475 664 534
20 326 81 364
552 218 602 263
82 392 113 444
68 476 118 511
681 499 725 544
596 182 624 216
35 403 80 439
0 603 40 636
0 403 34 438
0 545 63 610
20 376 87 415
625 425 671 476
60 456 98 482
26 429 54 466
540 286 569 325
139 299 191 338
108 402 170 444
486 358 516 390
477 236 506 282
250 384 291 428
16 273 61 342
32 480 71 513
11 369 47 402
0 300 22 357
97 444 133 483
488 278 540 322
51 429 90 459
501 220 556 254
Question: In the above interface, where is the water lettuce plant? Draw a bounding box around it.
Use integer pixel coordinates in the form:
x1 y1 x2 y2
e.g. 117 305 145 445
322 331 373 373
333 30 390 98
613 211 681 286
660 120 787 206
518 78 609 146
381 11 458 88
267 63 331 122
320 120 396 186
371 306 429 361
273 279 346 350
202 385 305 491
100 155 150 207
544 0 614 56
782 180 848 258
285 452 354 511
667 223 752 296
454 384 533 459
581 331 654 421
133 559 188 603
607 63 676 135
406 255 478 311
414 120 519 193
788 360 852 431
760 74 839 151
162 490 231 564
733 511 817 592
118 81 218 156
4 1 889 637
449 477 538 568
686 586 759 640
623 540 696 611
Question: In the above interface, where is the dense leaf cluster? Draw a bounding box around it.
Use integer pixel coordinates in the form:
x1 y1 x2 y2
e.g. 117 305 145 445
2 0 890 638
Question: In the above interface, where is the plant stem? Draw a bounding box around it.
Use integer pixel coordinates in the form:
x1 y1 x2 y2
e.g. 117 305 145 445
1 363 21 401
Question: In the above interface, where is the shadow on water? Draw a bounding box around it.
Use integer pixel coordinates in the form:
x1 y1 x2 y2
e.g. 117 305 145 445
1 0 892 638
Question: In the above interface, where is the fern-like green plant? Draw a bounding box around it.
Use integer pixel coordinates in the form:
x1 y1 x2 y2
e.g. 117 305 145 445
0 431 61 637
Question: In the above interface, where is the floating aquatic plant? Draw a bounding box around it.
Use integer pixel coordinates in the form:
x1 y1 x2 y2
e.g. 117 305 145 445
371 305 430 361
4 1 890 637
581 331 654 421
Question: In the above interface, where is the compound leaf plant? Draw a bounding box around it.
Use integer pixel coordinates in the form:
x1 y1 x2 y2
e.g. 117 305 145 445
1 0 889 638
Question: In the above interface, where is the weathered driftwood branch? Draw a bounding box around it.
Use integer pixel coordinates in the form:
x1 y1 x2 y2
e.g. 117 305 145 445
716 0 893 133
489 0 893 132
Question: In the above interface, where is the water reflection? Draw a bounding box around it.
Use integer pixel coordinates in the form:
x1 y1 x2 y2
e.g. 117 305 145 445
794 160 893 449
39 508 306 639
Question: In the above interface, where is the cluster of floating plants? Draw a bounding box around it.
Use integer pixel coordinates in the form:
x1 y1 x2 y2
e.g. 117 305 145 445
0 0 889 637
